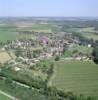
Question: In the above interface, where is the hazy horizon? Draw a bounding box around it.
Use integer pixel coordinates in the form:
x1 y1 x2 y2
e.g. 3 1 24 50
0 0 98 17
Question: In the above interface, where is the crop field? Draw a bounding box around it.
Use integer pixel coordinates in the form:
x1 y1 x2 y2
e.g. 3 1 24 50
0 23 58 42
0 52 11 63
0 31 18 42
0 94 11 100
80 27 98 33
78 27 98 40
32 29 52 33
51 61 98 96
82 32 98 40
31 23 60 32
0 30 33 43
15 22 33 28
32 23 53 29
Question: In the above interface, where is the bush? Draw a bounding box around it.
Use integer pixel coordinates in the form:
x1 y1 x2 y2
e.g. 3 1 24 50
55 55 60 61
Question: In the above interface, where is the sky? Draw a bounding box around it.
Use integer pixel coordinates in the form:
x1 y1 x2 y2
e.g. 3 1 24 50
0 0 98 17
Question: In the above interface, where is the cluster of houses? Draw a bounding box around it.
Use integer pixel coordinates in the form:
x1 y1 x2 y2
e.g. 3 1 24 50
0 32 91 71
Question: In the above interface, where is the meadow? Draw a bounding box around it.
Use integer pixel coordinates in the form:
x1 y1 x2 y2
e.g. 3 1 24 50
82 32 98 40
63 44 92 57
0 30 34 43
31 23 60 33
0 31 18 42
79 27 98 40
0 94 11 100
51 61 98 96
0 23 58 43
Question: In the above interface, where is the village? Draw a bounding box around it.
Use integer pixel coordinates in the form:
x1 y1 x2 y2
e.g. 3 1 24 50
0 17 98 100
0 31 91 73
0 0 98 99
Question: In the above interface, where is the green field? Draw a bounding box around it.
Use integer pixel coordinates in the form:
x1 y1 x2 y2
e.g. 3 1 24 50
78 27 98 40
31 23 61 32
63 44 92 57
0 94 11 100
0 31 18 42
0 23 58 42
32 23 53 29
0 30 33 43
82 32 98 40
52 61 98 96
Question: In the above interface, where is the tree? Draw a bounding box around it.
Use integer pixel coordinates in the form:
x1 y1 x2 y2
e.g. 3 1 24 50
92 46 98 64
92 41 98 64
55 55 60 61
5 77 13 88
62 43 68 54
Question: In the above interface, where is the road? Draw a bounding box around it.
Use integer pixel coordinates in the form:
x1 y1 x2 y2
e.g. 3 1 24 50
0 90 18 100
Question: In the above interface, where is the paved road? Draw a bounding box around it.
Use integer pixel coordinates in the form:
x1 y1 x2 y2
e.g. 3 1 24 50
0 90 18 100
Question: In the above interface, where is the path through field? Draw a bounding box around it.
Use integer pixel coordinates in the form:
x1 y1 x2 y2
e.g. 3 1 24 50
0 90 17 100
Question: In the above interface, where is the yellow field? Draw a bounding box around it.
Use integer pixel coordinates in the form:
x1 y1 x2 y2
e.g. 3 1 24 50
0 52 11 63
9 51 16 59
80 27 98 33
32 29 52 33
15 22 33 28
81 27 94 32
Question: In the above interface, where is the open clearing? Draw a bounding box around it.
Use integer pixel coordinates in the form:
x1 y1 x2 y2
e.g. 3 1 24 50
0 52 11 63
52 61 98 96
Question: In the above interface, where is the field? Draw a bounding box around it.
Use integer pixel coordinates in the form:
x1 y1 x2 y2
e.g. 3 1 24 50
0 23 58 43
82 32 98 40
79 27 98 40
62 44 92 57
0 52 11 63
15 22 59 32
0 30 34 43
31 23 60 33
51 61 98 96
0 94 11 100
65 27 98 40
0 31 18 42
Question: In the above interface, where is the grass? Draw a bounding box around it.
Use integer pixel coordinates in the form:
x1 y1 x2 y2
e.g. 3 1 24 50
0 52 11 63
31 23 60 32
0 30 34 43
22 68 47 81
82 32 98 40
0 31 18 42
51 61 98 96
0 94 11 100
0 23 59 43
69 44 92 53
32 23 54 29
63 44 92 57
31 46 43 51
0 22 34 42
78 27 98 40
79 27 94 32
